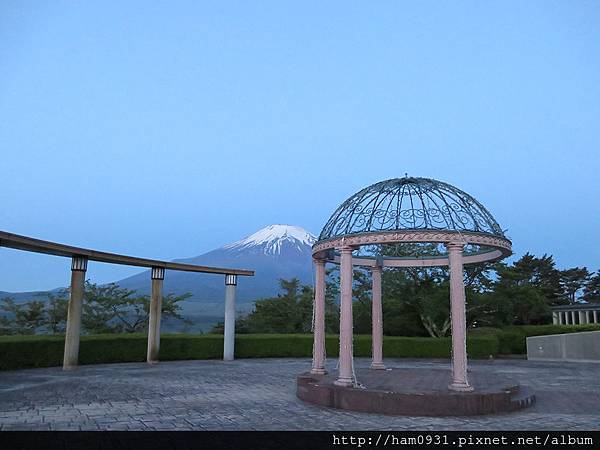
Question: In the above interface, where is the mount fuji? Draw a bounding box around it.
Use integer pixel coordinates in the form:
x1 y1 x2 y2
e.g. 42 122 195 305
116 225 317 316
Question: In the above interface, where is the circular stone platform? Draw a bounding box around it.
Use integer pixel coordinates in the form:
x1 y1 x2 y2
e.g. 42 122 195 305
297 367 535 416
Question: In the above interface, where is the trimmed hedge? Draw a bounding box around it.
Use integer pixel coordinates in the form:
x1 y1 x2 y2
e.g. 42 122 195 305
470 324 600 354
6 324 599 370
0 333 500 371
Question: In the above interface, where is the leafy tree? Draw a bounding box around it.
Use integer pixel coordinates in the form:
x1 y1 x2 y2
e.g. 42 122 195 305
241 278 313 333
82 282 131 333
325 265 371 334
1 282 192 335
351 268 374 334
381 269 429 337
0 297 17 335
82 281 191 333
0 314 10 335
324 268 340 333
507 253 564 304
46 291 69 334
0 298 47 334
215 276 339 334
490 254 561 325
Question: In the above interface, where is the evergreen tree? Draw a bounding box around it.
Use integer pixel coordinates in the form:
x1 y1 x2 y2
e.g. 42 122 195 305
583 270 600 303
560 267 591 303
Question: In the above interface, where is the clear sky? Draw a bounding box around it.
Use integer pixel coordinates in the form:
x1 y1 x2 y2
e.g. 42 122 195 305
1 1 599 292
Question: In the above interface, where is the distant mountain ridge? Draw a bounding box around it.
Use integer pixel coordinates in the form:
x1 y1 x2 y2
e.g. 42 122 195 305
116 224 317 315
1 225 318 326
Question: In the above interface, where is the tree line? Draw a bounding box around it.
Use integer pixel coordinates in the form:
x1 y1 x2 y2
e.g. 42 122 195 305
2 251 598 337
0 282 191 335
212 251 599 337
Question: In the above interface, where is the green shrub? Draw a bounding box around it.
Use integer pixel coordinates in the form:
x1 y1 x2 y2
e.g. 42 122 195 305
470 324 600 354
236 334 313 357
0 333 500 371
496 330 527 354
468 327 503 335
0 334 65 370
510 324 600 337
80 334 147 365
160 334 224 360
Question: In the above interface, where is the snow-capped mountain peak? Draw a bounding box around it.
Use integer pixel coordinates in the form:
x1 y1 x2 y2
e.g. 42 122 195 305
223 224 316 255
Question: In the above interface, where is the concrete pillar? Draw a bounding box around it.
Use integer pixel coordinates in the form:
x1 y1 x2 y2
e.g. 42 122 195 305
552 312 559 325
223 274 237 361
63 256 88 370
594 311 598 324
147 267 165 364
311 259 327 375
558 311 564 325
370 265 385 370
335 245 354 387
447 242 473 392
571 310 577 325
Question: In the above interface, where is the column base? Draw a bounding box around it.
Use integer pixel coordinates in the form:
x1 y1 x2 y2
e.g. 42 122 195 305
310 367 327 375
62 364 78 371
448 381 474 392
147 359 159 365
334 377 354 387
370 362 386 370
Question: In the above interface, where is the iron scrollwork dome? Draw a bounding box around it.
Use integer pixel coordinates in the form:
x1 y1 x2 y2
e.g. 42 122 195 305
318 177 505 242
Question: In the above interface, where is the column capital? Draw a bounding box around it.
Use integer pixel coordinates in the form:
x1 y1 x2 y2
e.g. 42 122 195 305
313 258 326 266
225 274 237 286
371 265 383 274
71 256 88 272
445 241 464 252
338 245 355 253
151 266 165 280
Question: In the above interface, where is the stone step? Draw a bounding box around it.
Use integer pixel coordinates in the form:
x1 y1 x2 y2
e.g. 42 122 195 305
510 387 536 411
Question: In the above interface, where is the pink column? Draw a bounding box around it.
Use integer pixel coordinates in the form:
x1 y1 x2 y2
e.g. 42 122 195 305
311 259 327 375
447 242 473 392
370 266 385 370
335 245 354 387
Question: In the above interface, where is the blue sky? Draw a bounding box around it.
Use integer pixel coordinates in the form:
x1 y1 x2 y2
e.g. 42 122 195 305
1 1 599 291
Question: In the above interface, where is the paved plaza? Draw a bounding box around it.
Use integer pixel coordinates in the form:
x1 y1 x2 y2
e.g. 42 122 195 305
0 358 598 431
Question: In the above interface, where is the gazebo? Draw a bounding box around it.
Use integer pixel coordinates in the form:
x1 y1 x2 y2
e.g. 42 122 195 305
298 177 534 415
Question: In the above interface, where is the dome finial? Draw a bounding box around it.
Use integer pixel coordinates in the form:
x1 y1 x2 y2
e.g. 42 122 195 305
404 172 408 178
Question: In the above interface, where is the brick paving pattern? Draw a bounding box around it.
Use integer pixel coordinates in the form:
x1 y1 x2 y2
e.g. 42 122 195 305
0 358 598 430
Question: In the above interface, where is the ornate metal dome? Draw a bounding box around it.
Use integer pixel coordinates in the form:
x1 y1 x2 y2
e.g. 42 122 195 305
318 177 505 242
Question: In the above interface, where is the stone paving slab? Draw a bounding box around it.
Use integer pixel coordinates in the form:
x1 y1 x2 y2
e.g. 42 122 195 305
0 358 598 430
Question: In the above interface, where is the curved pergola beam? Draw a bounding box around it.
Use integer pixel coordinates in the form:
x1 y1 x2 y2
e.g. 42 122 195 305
0 229 254 370
0 230 253 276
328 249 504 268
312 229 511 266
